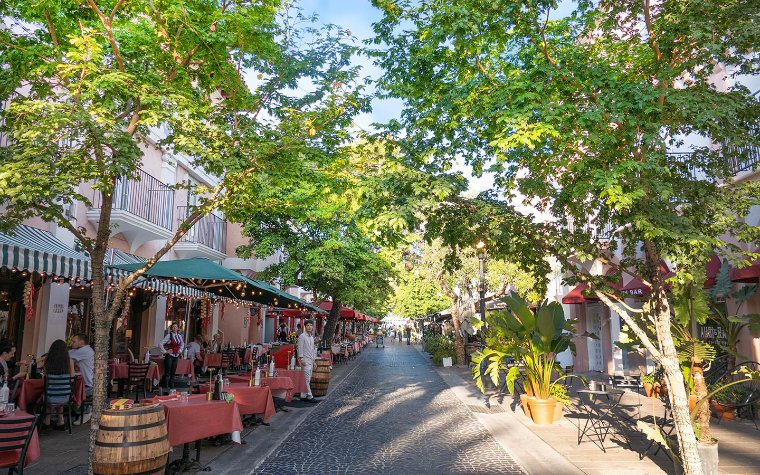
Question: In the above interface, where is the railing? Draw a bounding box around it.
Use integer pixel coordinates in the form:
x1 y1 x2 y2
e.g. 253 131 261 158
666 152 706 181
177 206 227 254
92 168 174 230
724 142 760 175
565 217 616 242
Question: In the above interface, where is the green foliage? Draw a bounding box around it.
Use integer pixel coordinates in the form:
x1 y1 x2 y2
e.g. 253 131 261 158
474 293 574 399
422 332 457 365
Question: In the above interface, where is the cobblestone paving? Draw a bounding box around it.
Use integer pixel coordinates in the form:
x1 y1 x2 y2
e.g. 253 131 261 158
255 342 524 474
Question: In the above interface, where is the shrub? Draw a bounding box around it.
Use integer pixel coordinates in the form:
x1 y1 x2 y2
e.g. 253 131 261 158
423 333 457 365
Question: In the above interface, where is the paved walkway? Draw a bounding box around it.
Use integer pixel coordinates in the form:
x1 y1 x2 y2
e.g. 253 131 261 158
252 341 524 474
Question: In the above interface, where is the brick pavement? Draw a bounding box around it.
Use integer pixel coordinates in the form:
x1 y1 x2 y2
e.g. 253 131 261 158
254 341 525 474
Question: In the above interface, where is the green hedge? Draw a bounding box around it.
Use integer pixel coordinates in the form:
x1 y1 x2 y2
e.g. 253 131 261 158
422 332 457 365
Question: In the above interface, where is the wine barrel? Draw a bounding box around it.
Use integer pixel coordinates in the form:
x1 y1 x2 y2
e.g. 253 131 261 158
92 404 170 475
310 358 331 397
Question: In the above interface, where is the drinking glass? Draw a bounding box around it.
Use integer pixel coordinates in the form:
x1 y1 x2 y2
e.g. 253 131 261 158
169 389 177 397
179 392 188 403
5 403 15 413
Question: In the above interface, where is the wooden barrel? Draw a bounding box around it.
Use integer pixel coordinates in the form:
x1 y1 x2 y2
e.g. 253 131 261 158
310 358 331 397
92 404 170 475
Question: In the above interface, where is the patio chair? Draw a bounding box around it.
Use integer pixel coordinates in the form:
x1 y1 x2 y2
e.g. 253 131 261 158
608 375 643 394
712 361 760 430
39 375 77 434
237 348 248 372
220 350 235 375
638 393 674 461
126 362 150 402
0 413 39 475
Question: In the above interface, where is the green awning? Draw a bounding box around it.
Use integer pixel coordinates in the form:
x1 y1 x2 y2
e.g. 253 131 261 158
245 277 327 313
112 258 310 308
0 225 91 279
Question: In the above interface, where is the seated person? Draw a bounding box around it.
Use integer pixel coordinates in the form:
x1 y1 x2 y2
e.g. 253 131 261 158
43 339 75 428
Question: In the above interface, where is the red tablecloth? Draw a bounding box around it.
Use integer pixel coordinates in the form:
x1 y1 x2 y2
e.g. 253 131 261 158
152 358 195 381
227 375 296 402
0 410 40 467
144 396 243 447
271 345 295 369
109 363 161 383
273 369 308 397
16 377 86 411
197 383 276 421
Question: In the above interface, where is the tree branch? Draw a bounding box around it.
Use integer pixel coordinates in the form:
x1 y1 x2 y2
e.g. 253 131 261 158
85 0 126 72
594 290 663 360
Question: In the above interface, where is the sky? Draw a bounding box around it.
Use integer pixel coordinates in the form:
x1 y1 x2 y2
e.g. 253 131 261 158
297 0 495 193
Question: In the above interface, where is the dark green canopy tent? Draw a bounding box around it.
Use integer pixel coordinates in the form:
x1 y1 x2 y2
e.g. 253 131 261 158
112 257 318 310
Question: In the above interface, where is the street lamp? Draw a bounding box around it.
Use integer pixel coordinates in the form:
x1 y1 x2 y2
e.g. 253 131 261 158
476 241 487 333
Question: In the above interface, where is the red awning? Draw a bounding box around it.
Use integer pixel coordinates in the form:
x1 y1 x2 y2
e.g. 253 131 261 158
562 283 597 305
730 248 760 283
703 255 723 288
620 262 674 296
281 308 308 318
561 269 622 305
317 301 360 319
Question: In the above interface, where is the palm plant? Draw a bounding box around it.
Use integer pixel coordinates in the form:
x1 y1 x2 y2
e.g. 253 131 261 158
472 293 576 400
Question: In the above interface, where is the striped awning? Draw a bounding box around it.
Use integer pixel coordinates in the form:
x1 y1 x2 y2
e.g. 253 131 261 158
0 225 91 280
103 251 207 297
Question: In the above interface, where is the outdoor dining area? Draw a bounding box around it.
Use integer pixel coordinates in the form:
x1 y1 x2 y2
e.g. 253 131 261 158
0 330 376 475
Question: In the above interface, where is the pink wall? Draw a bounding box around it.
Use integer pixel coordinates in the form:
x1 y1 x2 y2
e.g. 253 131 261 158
570 304 590 372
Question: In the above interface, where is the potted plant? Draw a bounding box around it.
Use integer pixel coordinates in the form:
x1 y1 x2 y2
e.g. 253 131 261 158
473 293 578 425
641 370 663 398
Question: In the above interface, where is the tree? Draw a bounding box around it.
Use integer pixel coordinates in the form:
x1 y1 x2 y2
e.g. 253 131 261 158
398 238 543 364
372 0 760 473
1 1 369 468
238 220 395 345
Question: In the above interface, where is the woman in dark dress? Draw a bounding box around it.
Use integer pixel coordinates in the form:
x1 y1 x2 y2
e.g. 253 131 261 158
43 339 75 428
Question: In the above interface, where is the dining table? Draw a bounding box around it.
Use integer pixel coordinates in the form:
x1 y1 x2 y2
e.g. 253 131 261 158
150 357 195 381
109 362 162 385
0 410 41 469
16 376 86 411
272 369 309 398
143 394 243 473
197 383 276 421
227 375 296 402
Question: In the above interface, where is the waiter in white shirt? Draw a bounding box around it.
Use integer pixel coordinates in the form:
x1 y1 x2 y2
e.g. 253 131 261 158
159 323 185 392
297 320 319 402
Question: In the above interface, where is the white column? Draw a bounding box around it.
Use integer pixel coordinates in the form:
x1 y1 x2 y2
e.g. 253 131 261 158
35 282 70 356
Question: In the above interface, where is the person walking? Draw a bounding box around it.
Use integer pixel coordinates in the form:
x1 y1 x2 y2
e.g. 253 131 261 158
159 323 184 393
297 320 319 402
405 326 412 345
398 327 402 343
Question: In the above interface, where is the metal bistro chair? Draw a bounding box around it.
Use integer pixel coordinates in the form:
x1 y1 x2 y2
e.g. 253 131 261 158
237 348 248 372
220 350 235 375
0 413 39 475
40 375 77 434
126 362 150 402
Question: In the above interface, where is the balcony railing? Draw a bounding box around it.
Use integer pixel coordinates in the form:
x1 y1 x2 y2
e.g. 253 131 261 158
92 168 174 230
724 142 760 175
177 206 227 254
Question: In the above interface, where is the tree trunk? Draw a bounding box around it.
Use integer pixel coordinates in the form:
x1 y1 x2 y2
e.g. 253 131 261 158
692 366 710 443
450 303 466 365
322 298 341 347
645 241 703 475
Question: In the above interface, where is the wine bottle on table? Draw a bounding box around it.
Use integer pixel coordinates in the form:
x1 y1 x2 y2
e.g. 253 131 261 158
268 359 275 377
213 373 223 400
254 366 261 387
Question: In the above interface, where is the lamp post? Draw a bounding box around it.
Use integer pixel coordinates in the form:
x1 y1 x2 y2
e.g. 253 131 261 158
476 241 487 334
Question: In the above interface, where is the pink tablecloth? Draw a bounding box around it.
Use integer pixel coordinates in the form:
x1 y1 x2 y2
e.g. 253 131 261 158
145 396 243 447
109 363 161 383
0 410 40 467
227 375 296 402
198 383 276 421
153 358 195 381
274 370 308 397
16 377 86 411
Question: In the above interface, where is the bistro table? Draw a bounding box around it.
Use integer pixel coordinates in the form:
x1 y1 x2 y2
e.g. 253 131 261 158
150 357 195 381
143 394 243 473
574 388 629 453
16 376 86 412
0 410 41 469
227 375 296 402
198 383 276 422
274 369 309 398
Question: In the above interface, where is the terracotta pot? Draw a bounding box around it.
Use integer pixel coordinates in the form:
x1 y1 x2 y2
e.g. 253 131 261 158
644 382 654 397
710 400 735 421
528 397 557 425
519 393 532 419
553 401 564 421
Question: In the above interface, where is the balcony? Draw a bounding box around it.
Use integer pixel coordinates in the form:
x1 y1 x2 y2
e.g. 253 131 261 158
173 206 227 260
724 142 760 175
87 168 174 252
